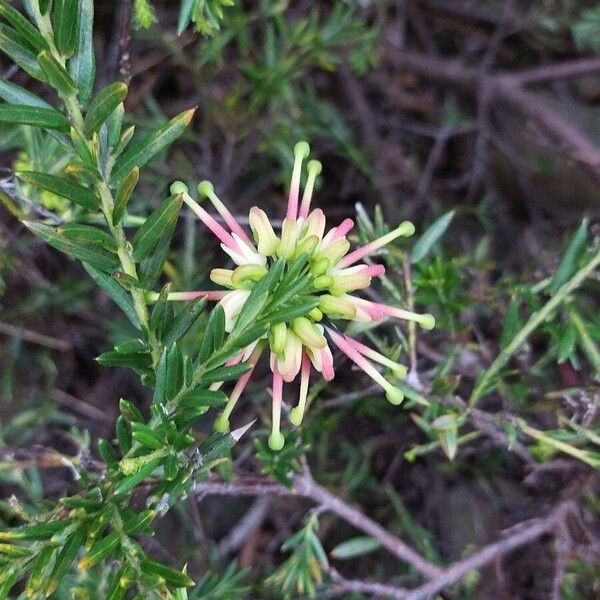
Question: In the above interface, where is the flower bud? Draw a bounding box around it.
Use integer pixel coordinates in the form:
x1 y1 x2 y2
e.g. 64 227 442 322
319 295 357 319
292 317 327 349
249 207 279 256
210 268 234 288
231 264 268 288
277 218 297 259
270 322 287 355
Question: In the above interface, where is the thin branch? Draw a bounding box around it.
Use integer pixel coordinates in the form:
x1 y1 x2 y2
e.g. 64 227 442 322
0 321 71 352
195 473 442 579
402 501 574 600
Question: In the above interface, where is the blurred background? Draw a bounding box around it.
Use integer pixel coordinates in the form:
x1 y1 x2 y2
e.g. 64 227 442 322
1 1 600 598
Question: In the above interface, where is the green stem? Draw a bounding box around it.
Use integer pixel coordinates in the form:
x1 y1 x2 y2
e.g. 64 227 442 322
469 250 600 407
32 3 160 365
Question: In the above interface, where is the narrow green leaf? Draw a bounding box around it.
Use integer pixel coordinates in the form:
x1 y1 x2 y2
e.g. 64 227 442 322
500 298 520 350
45 527 85 595
0 78 49 107
112 108 196 185
0 103 69 130
139 558 194 588
116 415 132 453
53 0 79 56
558 322 577 363
26 545 55 596
0 1 48 52
178 387 228 408
233 259 283 335
203 362 251 384
0 520 70 541
132 194 183 262
84 82 128 136
163 298 207 346
58 223 116 251
0 26 44 79
114 456 162 495
68 0 94 103
98 439 118 466
177 0 196 35
166 343 184 400
197 305 225 364
153 347 168 405
113 166 139 225
131 422 163 450
24 221 119 272
96 350 152 372
37 49 76 96
17 171 99 210
410 210 455 263
119 398 144 422
79 532 120 569
330 536 381 560
431 414 459 460
138 214 178 288
107 102 124 149
550 218 589 295
82 264 140 328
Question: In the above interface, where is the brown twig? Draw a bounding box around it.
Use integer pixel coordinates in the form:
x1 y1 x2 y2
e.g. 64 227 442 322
403 501 574 600
0 321 71 352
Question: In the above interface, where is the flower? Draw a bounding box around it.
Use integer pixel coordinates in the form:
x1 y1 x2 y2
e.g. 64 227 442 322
168 142 435 450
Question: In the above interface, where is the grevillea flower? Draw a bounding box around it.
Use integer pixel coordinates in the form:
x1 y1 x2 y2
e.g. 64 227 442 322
168 143 435 450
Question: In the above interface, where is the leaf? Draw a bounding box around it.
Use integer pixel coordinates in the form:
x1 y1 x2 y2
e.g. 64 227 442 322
17 171 99 210
0 26 44 79
0 1 48 52
431 414 459 460
0 78 50 108
165 343 184 400
116 415 132 453
113 166 139 225
139 557 194 588
84 82 128 136
410 210 455 263
330 536 381 560
550 218 589 295
82 264 140 328
163 298 207 346
0 520 71 541
197 305 226 364
232 259 283 335
25 545 55 596
53 0 79 57
96 350 152 373
59 223 117 251
177 0 196 35
68 0 94 103
131 422 163 450
132 194 183 262
0 103 69 130
178 387 228 408
24 221 119 272
45 527 85 595
138 214 178 288
500 297 520 350
37 50 77 96
119 398 144 422
112 108 196 185
558 322 577 363
203 362 251 384
79 532 120 569
114 456 162 495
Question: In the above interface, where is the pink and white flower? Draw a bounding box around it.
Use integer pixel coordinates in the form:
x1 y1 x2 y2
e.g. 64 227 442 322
168 143 435 450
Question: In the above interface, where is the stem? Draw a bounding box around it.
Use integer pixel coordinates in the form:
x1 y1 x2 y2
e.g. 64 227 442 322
568 308 600 377
469 250 600 406
33 5 160 365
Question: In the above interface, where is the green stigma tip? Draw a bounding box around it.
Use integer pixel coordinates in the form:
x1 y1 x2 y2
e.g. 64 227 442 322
307 159 322 175
398 221 416 237
386 388 404 406
294 141 310 159
419 313 436 330
170 181 188 195
214 414 230 433
197 180 214 197
289 407 303 427
268 432 285 451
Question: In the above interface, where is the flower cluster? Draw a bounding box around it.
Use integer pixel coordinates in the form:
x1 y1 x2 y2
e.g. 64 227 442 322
169 143 434 450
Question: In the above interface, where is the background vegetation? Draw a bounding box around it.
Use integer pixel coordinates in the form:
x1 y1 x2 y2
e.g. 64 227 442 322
0 1 599 598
